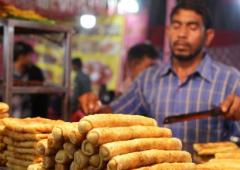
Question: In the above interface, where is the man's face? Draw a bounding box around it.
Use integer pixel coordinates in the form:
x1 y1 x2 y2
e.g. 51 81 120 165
168 9 207 61
21 53 32 66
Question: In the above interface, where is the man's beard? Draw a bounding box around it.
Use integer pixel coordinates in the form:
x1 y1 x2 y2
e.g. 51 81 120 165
172 43 204 62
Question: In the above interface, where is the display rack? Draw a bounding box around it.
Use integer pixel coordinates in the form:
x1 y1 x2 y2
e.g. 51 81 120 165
0 19 72 120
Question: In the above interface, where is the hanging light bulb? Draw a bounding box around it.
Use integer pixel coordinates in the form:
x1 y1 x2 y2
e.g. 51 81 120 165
80 14 96 29
118 0 140 14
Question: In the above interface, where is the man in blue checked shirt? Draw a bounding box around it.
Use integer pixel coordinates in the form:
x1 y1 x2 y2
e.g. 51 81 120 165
79 2 240 144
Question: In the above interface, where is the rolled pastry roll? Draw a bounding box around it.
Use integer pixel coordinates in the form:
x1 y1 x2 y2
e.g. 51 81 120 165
196 159 240 170
107 150 192 170
3 128 49 141
0 102 9 113
42 156 55 169
63 142 78 159
70 161 89 170
55 163 69 170
100 138 182 160
4 150 41 162
87 126 172 145
55 149 72 164
215 151 240 159
82 140 98 156
130 163 196 170
193 142 238 155
69 128 85 145
7 162 27 170
78 114 157 134
52 122 74 142
47 133 63 150
36 139 56 156
7 145 37 154
0 143 6 151
27 163 43 170
74 149 89 169
3 136 37 148
2 117 64 133
6 156 38 167
0 113 9 118
89 154 106 169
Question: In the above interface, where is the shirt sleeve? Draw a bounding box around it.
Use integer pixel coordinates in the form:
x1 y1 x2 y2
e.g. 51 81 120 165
229 73 240 138
110 77 148 115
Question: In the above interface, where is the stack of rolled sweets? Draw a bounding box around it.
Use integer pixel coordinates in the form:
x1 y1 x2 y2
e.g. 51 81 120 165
197 159 240 170
193 141 240 163
74 114 195 170
1 117 63 170
0 102 10 118
35 122 85 170
0 120 7 166
196 142 240 170
0 103 10 166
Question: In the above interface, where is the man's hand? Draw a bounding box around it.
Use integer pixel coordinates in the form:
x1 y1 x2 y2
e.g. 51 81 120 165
220 94 240 120
78 92 102 114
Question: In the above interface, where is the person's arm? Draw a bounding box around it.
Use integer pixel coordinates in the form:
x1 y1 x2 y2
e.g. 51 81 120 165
79 74 149 115
220 78 240 120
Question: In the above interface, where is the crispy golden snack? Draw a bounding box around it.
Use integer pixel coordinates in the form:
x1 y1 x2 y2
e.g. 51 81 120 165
36 138 56 156
47 133 63 150
0 113 9 118
193 142 238 155
42 156 55 169
6 156 40 167
4 150 41 162
0 142 6 151
107 150 192 170
100 138 182 160
27 163 43 170
0 102 9 114
55 149 72 164
87 126 172 145
89 154 106 169
81 140 98 156
74 149 89 169
7 145 37 154
197 159 240 170
63 142 78 159
131 163 196 170
3 117 64 133
69 127 85 145
4 128 49 141
55 163 69 170
78 114 157 134
7 162 27 170
3 136 37 148
52 122 78 142
215 151 240 159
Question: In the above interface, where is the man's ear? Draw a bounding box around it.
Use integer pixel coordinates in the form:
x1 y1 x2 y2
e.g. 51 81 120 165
205 29 215 47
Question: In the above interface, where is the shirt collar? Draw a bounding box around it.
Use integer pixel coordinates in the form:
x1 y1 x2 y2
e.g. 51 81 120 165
160 53 213 83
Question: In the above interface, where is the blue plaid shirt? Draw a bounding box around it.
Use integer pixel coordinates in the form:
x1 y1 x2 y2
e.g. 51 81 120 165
111 54 240 143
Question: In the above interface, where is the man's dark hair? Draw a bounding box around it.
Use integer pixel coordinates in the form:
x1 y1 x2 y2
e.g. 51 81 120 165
127 43 158 63
72 58 82 69
14 41 34 62
170 1 213 29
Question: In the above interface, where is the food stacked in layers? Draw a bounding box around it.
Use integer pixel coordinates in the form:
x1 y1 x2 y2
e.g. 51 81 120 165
0 102 10 166
31 114 196 170
0 102 10 119
1 117 63 170
195 141 240 170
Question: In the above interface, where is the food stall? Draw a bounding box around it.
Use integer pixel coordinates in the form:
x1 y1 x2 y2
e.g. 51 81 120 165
0 1 240 170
